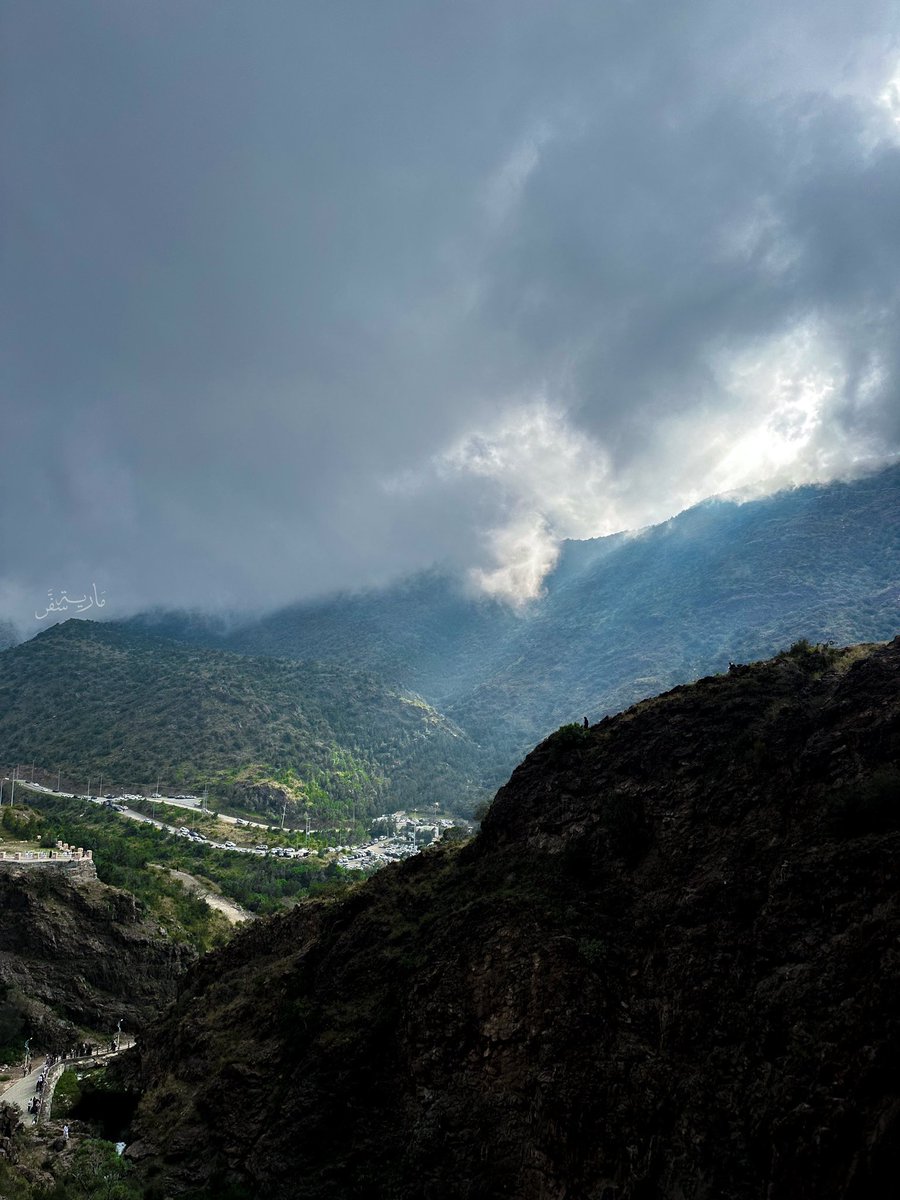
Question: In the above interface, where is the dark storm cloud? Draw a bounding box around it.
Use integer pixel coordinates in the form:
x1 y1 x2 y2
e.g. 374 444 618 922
2 0 899 626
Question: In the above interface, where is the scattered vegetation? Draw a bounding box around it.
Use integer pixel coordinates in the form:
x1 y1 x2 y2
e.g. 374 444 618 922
0 1124 142 1200
49 1070 81 1119
781 639 842 673
0 1158 38 1200
553 722 592 745
43 1138 142 1200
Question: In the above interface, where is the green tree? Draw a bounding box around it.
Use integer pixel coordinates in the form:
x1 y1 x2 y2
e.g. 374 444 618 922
50 1139 140 1200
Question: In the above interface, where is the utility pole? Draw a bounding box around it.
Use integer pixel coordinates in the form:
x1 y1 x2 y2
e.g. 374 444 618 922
280 799 287 830
10 767 16 807
98 773 103 799
86 777 91 801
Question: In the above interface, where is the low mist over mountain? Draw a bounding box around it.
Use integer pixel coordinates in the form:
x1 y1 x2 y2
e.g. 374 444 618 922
0 622 488 823
127 464 900 777
124 638 900 1199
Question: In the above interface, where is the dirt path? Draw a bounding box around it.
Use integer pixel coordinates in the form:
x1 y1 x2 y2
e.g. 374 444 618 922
153 866 253 925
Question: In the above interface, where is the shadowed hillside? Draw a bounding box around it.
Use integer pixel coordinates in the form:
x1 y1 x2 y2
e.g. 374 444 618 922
0 859 193 1054
125 637 900 1200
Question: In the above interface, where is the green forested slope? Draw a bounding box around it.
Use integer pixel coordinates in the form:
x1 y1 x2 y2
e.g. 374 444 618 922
0 622 488 820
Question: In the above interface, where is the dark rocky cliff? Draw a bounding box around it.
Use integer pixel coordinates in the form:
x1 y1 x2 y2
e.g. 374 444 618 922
129 638 900 1199
0 859 194 1048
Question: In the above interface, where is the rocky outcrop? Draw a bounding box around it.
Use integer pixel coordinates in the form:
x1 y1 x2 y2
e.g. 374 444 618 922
130 638 900 1199
0 1103 23 1163
0 860 194 1048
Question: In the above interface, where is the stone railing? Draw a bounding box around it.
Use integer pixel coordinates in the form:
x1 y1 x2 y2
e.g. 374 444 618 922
0 841 93 866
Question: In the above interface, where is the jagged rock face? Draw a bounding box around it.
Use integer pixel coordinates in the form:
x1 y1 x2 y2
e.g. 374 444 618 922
0 862 194 1046
130 639 900 1199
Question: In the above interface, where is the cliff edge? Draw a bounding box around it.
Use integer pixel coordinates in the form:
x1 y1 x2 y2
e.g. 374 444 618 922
0 856 194 1049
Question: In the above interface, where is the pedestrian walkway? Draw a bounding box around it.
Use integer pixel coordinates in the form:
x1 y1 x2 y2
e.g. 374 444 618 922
0 1041 134 1124
1 1058 49 1119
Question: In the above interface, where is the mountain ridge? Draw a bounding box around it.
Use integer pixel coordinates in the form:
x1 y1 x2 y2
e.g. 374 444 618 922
162 463 900 773
7 464 899 814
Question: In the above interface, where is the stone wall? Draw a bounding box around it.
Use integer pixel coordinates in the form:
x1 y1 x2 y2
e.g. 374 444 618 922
0 844 96 880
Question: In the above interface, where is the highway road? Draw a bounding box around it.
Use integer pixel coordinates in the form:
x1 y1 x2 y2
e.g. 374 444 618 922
12 783 272 855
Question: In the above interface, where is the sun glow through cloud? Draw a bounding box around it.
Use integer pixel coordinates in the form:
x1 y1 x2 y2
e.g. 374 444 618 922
708 325 840 490
424 317 888 604
878 61 900 127
3 1 900 624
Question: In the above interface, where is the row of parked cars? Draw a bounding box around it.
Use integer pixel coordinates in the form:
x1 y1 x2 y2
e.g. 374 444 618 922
172 827 316 858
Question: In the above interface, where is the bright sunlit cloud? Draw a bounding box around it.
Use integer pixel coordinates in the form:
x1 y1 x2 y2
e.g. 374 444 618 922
436 400 615 602
878 60 900 127
423 318 891 604
708 324 841 489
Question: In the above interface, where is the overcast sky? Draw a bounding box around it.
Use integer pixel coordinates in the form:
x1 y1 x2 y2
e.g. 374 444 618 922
3 0 899 629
